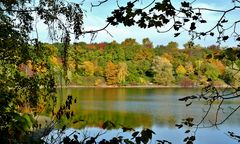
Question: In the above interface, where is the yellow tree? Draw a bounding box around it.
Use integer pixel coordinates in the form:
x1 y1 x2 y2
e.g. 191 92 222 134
105 61 118 85
176 65 187 76
82 61 95 76
117 62 128 84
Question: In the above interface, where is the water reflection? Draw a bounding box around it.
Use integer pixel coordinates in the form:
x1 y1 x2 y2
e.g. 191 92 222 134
49 88 240 143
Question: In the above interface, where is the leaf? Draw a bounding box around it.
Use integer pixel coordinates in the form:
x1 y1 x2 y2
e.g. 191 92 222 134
190 22 196 30
200 32 206 36
175 124 183 129
236 37 240 41
73 134 78 140
181 1 190 7
200 20 207 23
186 102 192 107
135 9 142 15
189 136 196 141
221 19 228 23
195 12 201 16
186 140 193 144
210 32 214 36
162 18 169 24
146 128 155 135
127 2 134 8
132 131 139 138
61 125 66 132
222 36 229 41
183 18 190 22
179 97 189 102
124 139 135 144
185 130 191 133
174 33 180 37
135 137 141 144
192 15 198 20
183 137 189 142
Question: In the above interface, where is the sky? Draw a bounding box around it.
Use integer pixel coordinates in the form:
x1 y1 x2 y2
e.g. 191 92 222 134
36 0 240 48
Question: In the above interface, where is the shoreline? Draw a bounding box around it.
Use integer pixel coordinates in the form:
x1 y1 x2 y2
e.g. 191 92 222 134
56 84 231 89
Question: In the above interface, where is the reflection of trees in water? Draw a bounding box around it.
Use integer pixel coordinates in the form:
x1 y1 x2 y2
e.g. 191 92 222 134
56 110 153 129
53 88 240 128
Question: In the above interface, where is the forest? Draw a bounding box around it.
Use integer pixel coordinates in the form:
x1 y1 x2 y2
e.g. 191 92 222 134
24 39 240 87
1 0 240 143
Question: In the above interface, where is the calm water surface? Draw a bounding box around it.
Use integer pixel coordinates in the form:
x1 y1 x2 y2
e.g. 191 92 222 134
49 88 240 144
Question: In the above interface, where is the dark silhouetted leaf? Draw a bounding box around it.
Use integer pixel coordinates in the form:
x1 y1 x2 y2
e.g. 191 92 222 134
184 18 190 22
135 137 141 144
73 134 78 140
132 131 139 138
189 136 196 141
221 19 228 23
222 36 229 41
185 130 191 133
183 137 189 142
179 97 189 102
175 124 183 129
200 20 207 23
174 33 180 37
124 139 135 144
61 125 66 132
200 32 206 36
192 15 198 20
196 12 201 16
186 140 193 144
190 22 196 30
186 102 192 107
181 1 190 7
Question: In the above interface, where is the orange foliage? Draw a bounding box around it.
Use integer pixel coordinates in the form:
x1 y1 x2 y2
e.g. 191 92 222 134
210 59 225 74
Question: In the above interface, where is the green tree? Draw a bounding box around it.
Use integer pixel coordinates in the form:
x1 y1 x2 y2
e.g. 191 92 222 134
202 62 221 81
151 56 175 85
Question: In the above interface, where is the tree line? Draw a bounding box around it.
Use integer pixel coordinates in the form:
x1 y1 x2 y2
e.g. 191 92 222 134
24 38 240 87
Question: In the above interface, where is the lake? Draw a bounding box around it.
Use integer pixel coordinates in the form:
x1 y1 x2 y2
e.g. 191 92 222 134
46 87 240 144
